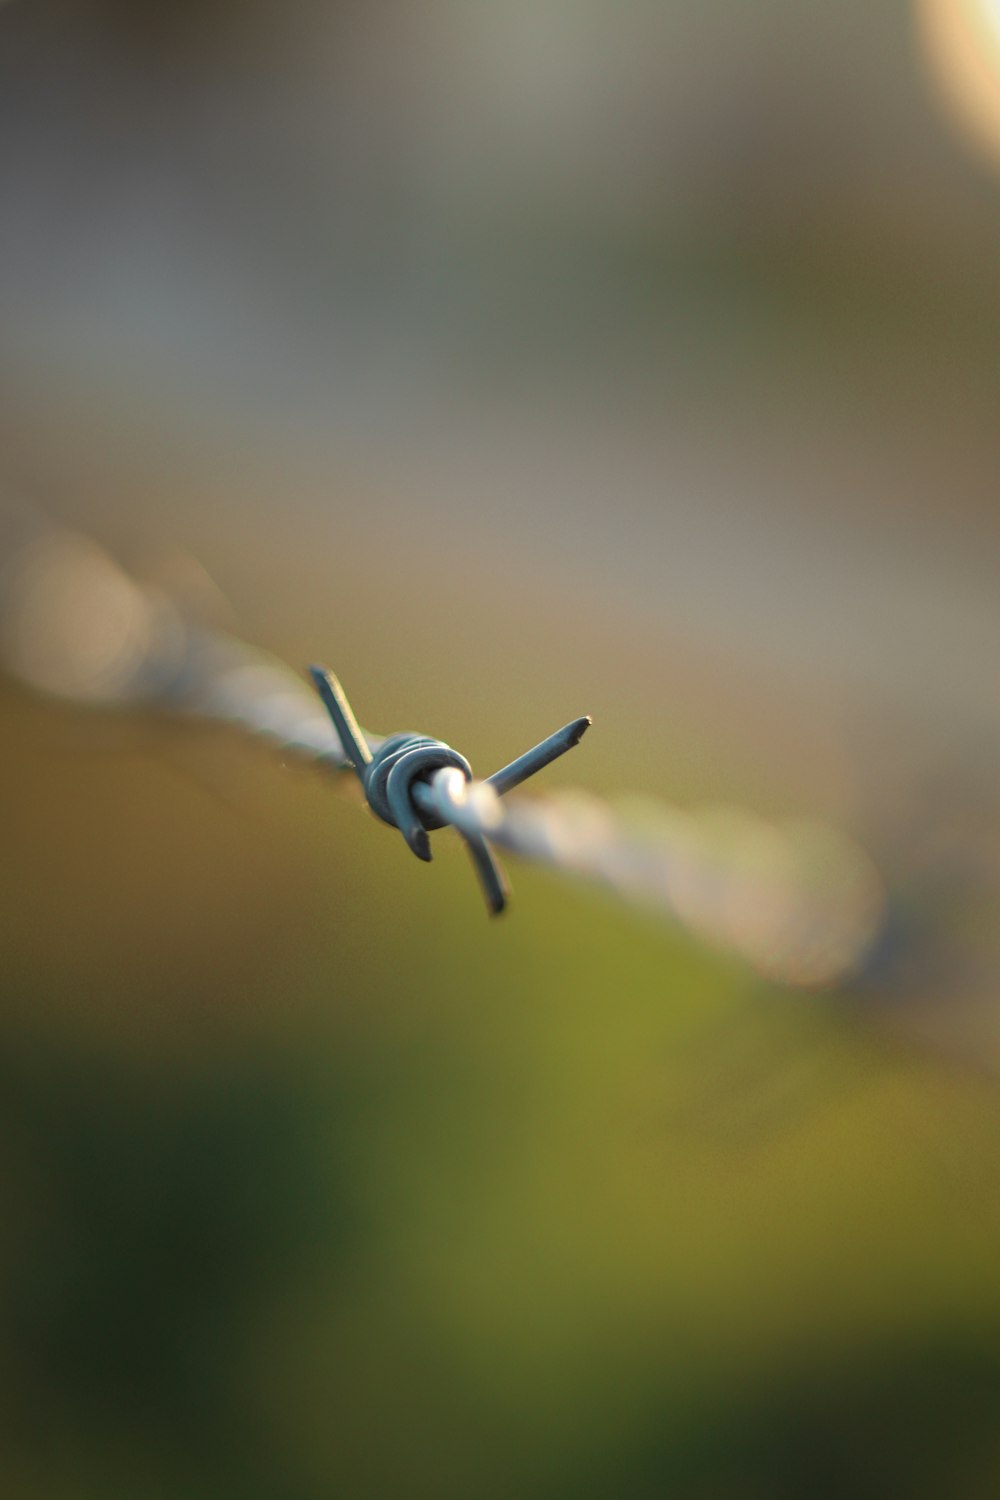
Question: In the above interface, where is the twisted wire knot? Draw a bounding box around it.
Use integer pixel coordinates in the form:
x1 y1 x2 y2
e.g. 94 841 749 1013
309 666 591 915
362 732 472 860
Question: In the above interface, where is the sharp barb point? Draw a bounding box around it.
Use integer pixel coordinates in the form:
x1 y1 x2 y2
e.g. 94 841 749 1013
485 713 592 797
309 664 373 775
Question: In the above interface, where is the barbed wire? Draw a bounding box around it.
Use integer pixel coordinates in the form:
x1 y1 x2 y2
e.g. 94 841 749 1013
0 501 885 987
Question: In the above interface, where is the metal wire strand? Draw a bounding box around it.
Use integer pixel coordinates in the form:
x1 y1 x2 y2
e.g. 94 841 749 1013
308 664 590 916
0 507 885 986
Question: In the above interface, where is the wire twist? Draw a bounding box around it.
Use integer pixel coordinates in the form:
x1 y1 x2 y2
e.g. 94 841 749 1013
309 665 591 914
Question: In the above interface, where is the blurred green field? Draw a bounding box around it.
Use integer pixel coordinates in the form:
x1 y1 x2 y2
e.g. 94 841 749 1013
3 655 1000 1498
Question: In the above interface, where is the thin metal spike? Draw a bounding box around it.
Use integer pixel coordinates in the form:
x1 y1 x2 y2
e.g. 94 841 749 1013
486 715 592 797
309 666 372 776
461 831 509 915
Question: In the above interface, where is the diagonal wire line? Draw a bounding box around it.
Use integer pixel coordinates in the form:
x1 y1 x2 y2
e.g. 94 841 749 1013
0 504 885 987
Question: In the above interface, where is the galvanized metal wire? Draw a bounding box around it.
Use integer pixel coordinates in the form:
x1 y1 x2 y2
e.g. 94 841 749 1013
0 503 885 987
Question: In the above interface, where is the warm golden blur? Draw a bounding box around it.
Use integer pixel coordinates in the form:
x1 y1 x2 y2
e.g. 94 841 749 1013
919 0 1000 168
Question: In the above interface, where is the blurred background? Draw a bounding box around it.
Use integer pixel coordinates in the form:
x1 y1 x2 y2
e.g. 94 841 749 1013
2 0 1000 1495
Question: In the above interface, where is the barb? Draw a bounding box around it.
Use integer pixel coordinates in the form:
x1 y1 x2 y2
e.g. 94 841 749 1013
0 506 886 986
308 664 590 914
